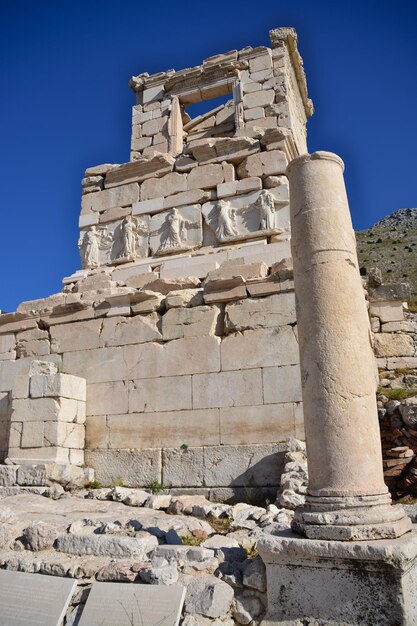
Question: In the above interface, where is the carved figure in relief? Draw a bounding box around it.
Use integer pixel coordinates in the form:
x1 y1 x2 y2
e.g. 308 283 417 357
256 190 276 230
158 208 188 252
120 215 147 260
216 200 238 240
79 226 113 269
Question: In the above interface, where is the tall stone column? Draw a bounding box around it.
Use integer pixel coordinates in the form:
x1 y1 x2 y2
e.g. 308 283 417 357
287 151 410 540
258 152 417 626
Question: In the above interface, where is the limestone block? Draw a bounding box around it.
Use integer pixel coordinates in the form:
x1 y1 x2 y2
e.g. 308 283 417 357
85 449 162 487
78 213 99 228
222 162 235 182
244 107 265 121
204 284 247 304
382 320 416 333
236 150 287 179
160 253 227 280
263 365 302 404
220 403 296 445
63 346 125 383
221 327 299 371
193 369 263 409
186 137 260 165
107 408 220 448
11 397 59 422
207 261 268 283
105 154 175 187
124 335 221 379
163 189 212 210
124 271 159 289
8 446 70 464
132 196 164 216
369 282 411 302
16 337 50 358
373 333 415 358
99 206 131 224
140 172 187 200
100 313 162 347
21 421 44 448
142 116 167 137
85 164 119 177
87 381 128 416
85 415 108 449
216 181 237 198
243 89 275 109
387 357 417 370
140 276 201 295
8 422 22 449
165 289 204 309
131 292 165 314
162 305 222 341
129 375 192 413
162 448 205 487
0 334 16 359
50 320 102 353
225 292 296 331
44 422 85 448
30 373 86 401
369 301 404 323
0 465 17 487
89 183 139 212
149 205 202 256
187 164 224 190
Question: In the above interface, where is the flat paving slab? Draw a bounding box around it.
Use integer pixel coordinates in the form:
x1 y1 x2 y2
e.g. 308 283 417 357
78 582 186 626
0 570 76 626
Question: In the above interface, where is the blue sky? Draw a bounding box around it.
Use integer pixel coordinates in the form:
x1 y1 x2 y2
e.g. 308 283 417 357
0 0 416 312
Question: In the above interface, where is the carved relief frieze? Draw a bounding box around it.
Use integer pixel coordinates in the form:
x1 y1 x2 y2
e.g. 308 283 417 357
78 216 149 269
149 205 203 257
202 188 290 245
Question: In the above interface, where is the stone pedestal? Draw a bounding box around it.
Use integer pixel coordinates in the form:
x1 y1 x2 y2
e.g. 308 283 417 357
258 530 417 625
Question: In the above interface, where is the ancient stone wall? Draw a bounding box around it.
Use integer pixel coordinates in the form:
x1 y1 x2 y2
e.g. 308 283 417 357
1 27 415 495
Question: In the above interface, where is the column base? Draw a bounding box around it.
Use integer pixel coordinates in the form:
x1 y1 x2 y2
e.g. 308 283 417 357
292 493 412 540
258 529 417 625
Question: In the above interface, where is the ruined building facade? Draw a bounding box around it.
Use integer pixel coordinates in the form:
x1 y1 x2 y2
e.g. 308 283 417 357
0 28 414 496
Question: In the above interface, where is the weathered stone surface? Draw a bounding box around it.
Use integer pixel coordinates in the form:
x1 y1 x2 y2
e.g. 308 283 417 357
162 305 222 340
105 153 175 186
233 590 265 624
131 291 165 313
219 403 295 445
373 333 415 358
221 327 299 370
96 561 138 582
129 376 192 413
85 449 161 487
187 164 224 190
88 183 139 212
369 282 411 302
206 262 268 283
24 521 64 551
192 369 263 409
184 574 234 618
242 555 266 591
140 277 201 295
0 465 17 487
369 301 404 323
124 335 221 378
106 408 220 449
237 150 287 179
165 289 204 309
50 320 102 353
399 398 417 427
87 381 128 416
100 313 162 346
141 171 187 200
225 292 295 331
30 373 86 401
139 564 179 585
263 364 302 403
55 532 158 557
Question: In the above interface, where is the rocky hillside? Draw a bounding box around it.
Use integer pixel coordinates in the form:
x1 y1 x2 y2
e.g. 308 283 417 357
356 208 417 307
